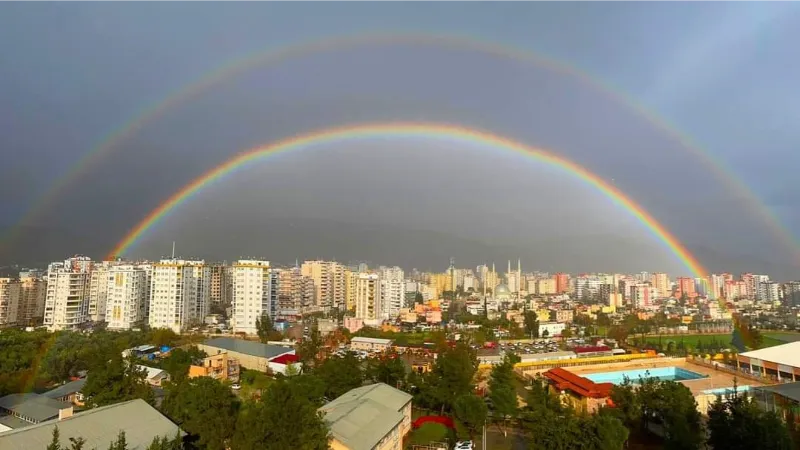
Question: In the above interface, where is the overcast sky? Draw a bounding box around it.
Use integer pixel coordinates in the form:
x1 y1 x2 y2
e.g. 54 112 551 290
1 3 799 277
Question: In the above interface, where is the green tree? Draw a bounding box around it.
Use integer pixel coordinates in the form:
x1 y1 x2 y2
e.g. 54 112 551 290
427 342 479 413
107 431 128 450
523 310 539 338
315 353 364 400
365 355 406 388
68 437 86 450
146 433 183 450
708 389 794 450
415 292 424 304
297 325 323 371
230 378 329 450
453 394 488 440
81 354 153 407
255 314 283 343
161 377 239 450
488 353 520 431
149 329 180 348
159 347 207 382
47 426 62 450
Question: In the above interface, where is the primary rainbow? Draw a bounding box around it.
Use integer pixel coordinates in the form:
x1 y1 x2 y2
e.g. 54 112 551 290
109 122 708 279
11 32 799 266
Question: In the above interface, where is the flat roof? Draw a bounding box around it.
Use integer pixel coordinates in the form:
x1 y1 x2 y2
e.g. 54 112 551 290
0 399 182 450
740 342 800 369
203 337 293 360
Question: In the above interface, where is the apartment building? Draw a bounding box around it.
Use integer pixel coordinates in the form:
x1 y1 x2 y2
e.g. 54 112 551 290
88 261 114 323
186 261 211 322
232 260 278 335
44 256 93 331
105 265 149 330
209 264 232 307
0 278 20 326
148 259 196 333
379 266 404 319
355 273 382 321
19 270 46 324
277 266 315 310
301 260 346 308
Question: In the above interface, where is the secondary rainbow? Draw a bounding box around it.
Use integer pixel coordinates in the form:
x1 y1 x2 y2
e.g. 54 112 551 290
12 32 799 266
109 122 708 279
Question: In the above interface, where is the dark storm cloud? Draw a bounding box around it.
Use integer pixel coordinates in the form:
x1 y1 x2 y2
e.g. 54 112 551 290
2 2 799 278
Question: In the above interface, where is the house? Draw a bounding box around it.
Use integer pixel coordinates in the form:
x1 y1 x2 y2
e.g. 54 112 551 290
538 321 566 338
542 367 614 413
319 383 413 450
350 337 393 353
42 378 87 407
197 337 295 373
0 393 74 432
268 353 301 375
136 365 170 387
189 352 240 382
0 399 183 448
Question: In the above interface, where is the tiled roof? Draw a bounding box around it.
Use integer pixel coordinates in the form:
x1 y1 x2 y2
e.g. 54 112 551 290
543 368 613 398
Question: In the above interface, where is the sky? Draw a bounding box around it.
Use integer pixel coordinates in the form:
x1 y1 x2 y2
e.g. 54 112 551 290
1 3 800 277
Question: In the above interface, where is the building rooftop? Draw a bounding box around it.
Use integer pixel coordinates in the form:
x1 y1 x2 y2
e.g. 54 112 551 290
0 415 31 431
42 378 87 400
544 367 614 399
203 337 293 360
755 381 800 403
319 383 411 450
0 394 71 423
740 341 800 369
136 365 169 381
351 337 393 345
0 399 182 449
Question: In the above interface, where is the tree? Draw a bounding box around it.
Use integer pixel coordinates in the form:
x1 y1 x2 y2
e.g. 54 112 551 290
488 353 520 432
81 353 153 407
146 434 183 450
415 292 424 304
365 355 406 388
427 342 479 413
297 325 323 371
107 431 128 450
255 314 283 343
159 347 207 382
315 353 364 400
561 326 572 340
453 394 488 440
708 389 794 450
523 310 539 338
48 426 62 450
161 377 239 450
230 378 329 450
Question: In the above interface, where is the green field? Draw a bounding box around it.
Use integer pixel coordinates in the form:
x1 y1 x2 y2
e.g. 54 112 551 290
638 332 799 351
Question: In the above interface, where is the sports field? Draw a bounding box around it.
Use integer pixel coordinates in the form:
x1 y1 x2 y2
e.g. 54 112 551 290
641 331 800 350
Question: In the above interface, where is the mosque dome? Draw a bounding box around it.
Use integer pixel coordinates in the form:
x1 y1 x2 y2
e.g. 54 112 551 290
495 284 512 298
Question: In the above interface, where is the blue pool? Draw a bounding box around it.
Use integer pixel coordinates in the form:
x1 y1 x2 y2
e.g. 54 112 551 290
584 367 708 385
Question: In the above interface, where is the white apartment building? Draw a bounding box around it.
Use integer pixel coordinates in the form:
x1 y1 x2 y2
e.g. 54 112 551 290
355 273 382 321
186 261 211 322
148 259 197 333
277 266 315 310
232 260 278 335
19 270 46 324
105 265 149 330
758 281 781 303
379 266 404 319
0 278 20 326
88 261 114 323
44 256 93 331
575 276 603 300
301 260 346 309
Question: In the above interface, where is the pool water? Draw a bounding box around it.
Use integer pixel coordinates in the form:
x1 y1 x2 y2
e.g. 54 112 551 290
583 367 708 385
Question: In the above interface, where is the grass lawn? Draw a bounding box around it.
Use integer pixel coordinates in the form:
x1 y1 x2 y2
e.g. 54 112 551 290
641 333 732 348
763 332 800 343
408 422 454 447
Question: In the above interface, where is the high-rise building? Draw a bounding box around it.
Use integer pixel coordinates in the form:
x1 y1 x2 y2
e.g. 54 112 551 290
88 261 114 323
301 260 346 308
676 277 696 298
758 281 780 303
0 278 21 326
629 283 656 308
355 273 382 321
784 282 800 307
209 264 232 307
536 278 556 295
183 261 211 322
277 265 315 310
232 260 278 334
148 259 197 333
554 273 569 294
44 256 93 331
106 265 149 330
649 273 670 297
18 270 46 325
379 266 404 319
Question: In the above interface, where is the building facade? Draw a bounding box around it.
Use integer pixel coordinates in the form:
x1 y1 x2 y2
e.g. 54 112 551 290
301 260 346 309
18 270 46 324
355 273 382 321
232 260 277 335
105 265 149 330
0 278 20 326
148 259 196 333
44 256 93 331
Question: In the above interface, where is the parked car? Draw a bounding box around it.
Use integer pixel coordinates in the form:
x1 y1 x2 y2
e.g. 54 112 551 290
454 441 474 450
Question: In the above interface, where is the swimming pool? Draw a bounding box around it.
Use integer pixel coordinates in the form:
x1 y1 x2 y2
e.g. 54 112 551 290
583 367 708 385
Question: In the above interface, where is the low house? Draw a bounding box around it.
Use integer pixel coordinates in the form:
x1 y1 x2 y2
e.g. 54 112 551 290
136 365 170 387
0 399 182 448
350 337 393 353
189 352 240 382
197 337 296 373
268 353 300 375
42 378 87 407
0 393 74 432
542 367 614 414
319 383 413 450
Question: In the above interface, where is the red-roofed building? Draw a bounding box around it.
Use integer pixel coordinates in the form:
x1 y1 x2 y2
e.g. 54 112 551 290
574 345 613 358
543 367 614 413
268 352 301 375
